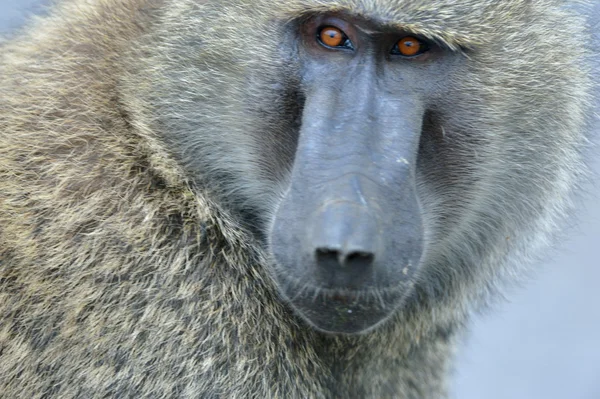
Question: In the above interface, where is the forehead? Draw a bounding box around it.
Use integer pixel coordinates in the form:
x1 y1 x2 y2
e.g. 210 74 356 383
268 0 532 47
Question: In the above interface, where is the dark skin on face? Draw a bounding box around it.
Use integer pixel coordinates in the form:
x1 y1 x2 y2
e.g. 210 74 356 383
269 14 454 334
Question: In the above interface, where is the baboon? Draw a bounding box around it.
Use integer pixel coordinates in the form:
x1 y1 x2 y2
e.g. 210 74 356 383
0 0 594 397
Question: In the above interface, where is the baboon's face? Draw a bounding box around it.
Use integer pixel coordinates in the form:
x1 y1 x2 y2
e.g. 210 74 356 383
151 1 587 334
268 15 447 333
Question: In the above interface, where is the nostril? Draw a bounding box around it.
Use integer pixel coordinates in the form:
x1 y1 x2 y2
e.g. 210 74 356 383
315 248 374 268
316 248 339 264
314 247 376 288
344 251 374 267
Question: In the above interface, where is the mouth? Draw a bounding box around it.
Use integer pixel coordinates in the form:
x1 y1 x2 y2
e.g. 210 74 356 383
276 275 410 334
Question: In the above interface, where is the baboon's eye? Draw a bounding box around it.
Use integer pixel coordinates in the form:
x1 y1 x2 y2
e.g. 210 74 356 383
318 26 353 50
392 36 429 57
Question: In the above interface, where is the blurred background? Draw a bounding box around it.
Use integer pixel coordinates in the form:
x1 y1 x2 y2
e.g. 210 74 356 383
1 1 598 398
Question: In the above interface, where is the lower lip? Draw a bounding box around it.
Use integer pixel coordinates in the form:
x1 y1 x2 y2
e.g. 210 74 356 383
282 285 408 334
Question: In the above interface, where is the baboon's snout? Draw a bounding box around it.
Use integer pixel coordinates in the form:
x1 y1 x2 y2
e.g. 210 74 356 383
311 201 381 290
269 172 424 334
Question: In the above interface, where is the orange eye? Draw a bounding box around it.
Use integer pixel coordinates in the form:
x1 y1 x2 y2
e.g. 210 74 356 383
394 36 427 57
318 26 348 48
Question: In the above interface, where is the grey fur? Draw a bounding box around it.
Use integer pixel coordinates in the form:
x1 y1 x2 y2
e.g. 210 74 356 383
0 0 594 398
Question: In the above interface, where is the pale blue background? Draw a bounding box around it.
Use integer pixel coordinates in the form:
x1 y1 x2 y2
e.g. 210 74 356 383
1 2 598 398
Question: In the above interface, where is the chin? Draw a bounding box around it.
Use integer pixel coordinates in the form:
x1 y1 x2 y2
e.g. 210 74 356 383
275 276 410 334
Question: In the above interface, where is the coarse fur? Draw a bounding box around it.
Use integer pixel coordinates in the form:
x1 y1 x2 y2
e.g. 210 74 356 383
0 0 594 398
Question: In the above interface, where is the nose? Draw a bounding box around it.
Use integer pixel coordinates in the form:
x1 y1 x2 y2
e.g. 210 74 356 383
315 247 375 268
311 201 380 288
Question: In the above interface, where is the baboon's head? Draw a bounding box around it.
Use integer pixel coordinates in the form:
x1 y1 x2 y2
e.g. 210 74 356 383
135 0 590 333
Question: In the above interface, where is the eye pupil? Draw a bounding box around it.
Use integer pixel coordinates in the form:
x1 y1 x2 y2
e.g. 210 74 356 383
319 26 346 48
